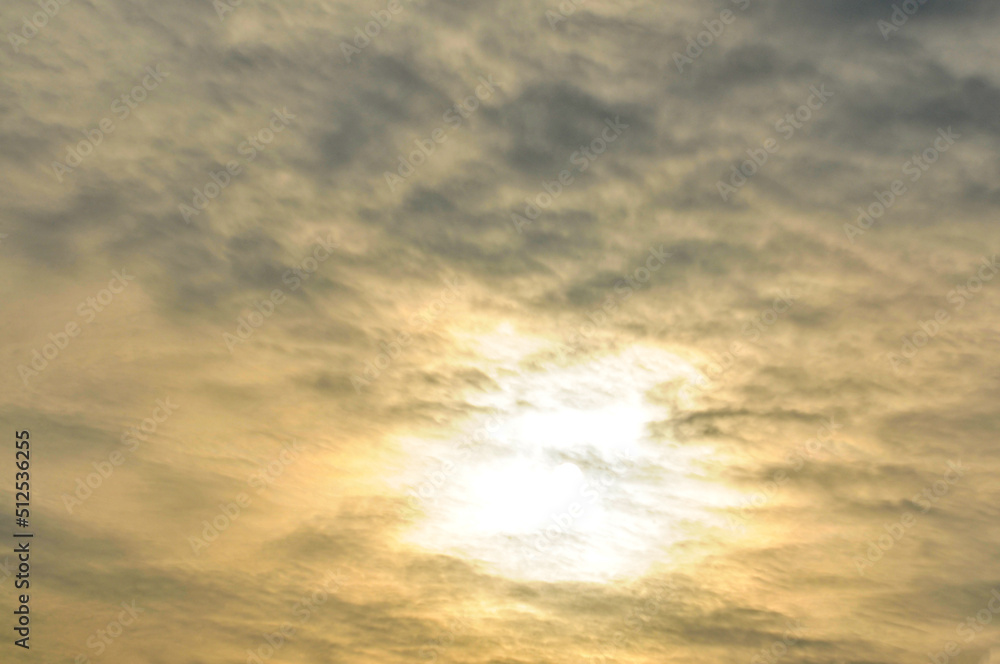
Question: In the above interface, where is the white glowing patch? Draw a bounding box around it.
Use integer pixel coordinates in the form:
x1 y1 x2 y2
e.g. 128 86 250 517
399 342 733 583
464 460 585 534
509 402 649 453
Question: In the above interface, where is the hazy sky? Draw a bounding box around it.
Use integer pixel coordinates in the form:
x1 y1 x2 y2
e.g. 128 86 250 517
3 0 1000 663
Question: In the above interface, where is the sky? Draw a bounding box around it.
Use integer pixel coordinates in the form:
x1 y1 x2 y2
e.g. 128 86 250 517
2 0 1000 663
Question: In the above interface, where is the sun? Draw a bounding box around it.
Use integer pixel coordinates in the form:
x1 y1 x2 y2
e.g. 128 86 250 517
396 338 737 583
463 459 585 534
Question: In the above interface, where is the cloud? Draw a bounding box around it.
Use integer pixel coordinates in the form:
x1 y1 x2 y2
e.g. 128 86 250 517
2 0 999 662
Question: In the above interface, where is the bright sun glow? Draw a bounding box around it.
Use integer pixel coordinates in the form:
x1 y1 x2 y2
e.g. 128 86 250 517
467 460 584 534
397 336 742 583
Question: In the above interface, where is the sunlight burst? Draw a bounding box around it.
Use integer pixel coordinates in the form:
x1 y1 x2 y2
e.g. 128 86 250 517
399 339 737 582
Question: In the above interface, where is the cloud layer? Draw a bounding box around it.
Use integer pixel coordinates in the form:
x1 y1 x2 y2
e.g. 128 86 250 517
2 0 1000 663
